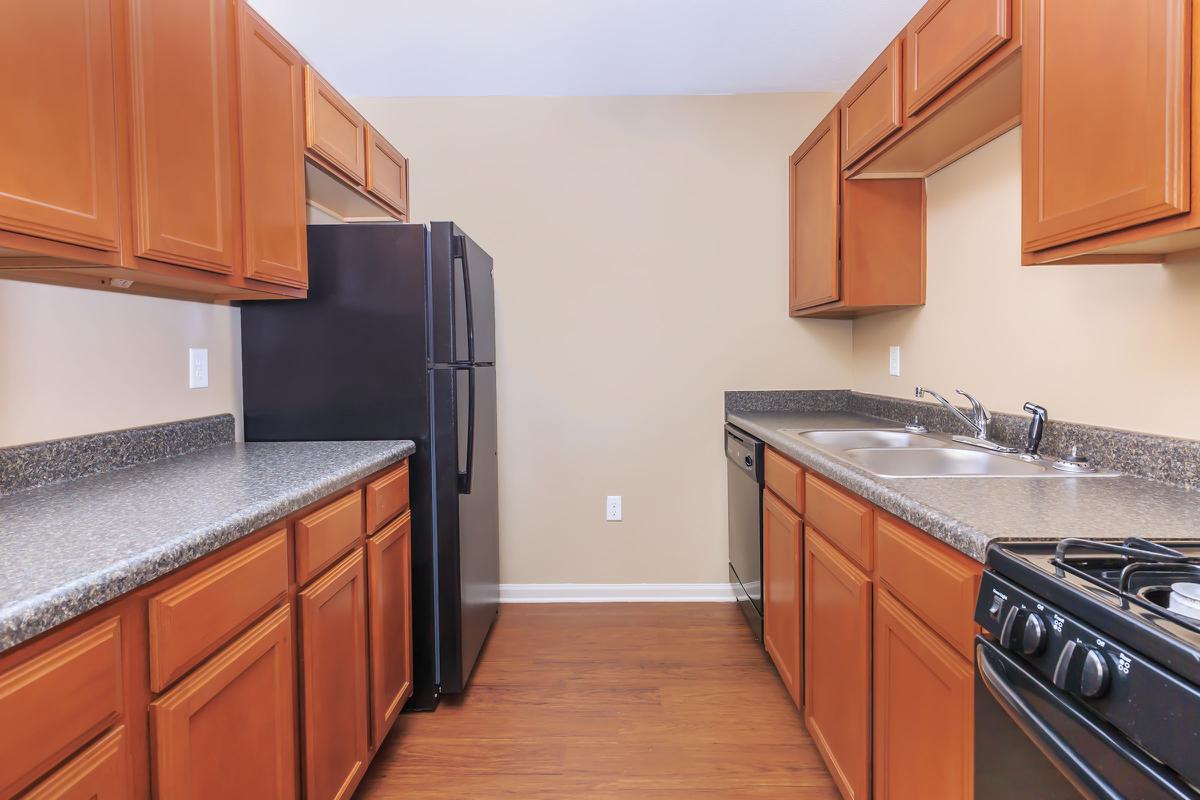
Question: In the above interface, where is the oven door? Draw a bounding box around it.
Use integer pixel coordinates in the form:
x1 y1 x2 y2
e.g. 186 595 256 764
975 638 1198 800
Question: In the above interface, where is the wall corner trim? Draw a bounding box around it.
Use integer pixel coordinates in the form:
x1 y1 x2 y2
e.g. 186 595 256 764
499 583 736 603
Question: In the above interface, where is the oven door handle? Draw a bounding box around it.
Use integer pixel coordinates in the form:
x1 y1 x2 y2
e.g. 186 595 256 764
977 640 1127 800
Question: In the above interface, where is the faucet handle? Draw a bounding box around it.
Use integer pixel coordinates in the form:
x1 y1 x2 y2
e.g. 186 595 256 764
955 389 990 426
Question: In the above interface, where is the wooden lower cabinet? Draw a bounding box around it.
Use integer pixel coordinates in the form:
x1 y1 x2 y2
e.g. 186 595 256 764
763 489 803 707
874 588 973 799
300 548 371 800
367 512 414 747
150 605 297 799
805 526 872 800
20 726 131 800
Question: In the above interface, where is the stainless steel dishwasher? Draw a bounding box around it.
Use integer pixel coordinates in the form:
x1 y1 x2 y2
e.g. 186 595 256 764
726 424 765 642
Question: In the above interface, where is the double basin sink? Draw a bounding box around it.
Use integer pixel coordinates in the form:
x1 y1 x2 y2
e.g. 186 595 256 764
784 429 1112 479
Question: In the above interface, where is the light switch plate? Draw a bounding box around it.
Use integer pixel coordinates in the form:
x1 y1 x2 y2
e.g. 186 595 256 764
189 348 209 389
888 346 901 377
606 496 622 522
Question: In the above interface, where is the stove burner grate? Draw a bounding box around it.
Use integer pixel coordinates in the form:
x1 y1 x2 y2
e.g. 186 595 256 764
1050 537 1200 635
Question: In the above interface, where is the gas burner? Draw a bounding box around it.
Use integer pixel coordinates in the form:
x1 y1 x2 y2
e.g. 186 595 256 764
1171 583 1200 622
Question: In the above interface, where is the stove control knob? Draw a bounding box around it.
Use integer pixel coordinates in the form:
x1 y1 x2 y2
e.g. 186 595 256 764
1052 641 1112 699
1019 612 1048 656
1079 648 1111 699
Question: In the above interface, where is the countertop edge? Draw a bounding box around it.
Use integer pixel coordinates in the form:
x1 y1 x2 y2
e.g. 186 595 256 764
0 440 415 653
727 412 996 562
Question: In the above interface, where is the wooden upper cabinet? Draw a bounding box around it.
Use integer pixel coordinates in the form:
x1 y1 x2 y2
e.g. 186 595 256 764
763 489 802 708
840 38 904 166
805 527 872 800
874 588 973 799
237 5 308 288
305 67 367 185
299 549 371 800
150 605 297 799
0 0 121 253
366 512 414 747
365 126 409 217
1022 0 1190 253
20 725 132 800
126 0 241 274
905 0 1011 116
789 110 840 312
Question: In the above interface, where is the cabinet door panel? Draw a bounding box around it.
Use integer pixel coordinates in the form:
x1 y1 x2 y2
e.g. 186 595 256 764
789 110 840 312
1022 0 1190 252
300 549 370 800
20 726 131 800
305 67 366 184
150 605 297 800
365 126 409 217
127 0 241 273
905 0 1011 116
840 38 904 165
874 588 973 799
804 527 872 800
367 512 413 746
0 0 121 251
763 489 802 707
238 5 307 287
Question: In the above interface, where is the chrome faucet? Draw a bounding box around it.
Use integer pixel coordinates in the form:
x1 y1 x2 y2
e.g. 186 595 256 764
914 386 1017 453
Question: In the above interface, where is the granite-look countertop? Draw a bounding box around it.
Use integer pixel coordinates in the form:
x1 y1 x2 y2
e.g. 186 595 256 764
728 410 1200 562
0 440 415 652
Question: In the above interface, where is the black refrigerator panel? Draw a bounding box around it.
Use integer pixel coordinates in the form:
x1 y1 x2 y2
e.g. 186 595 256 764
241 223 430 442
429 364 500 694
429 221 496 366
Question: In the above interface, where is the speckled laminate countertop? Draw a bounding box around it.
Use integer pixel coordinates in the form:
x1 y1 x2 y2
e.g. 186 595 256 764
728 410 1200 563
0 440 415 652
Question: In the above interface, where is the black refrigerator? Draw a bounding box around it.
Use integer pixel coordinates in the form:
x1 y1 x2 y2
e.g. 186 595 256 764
240 221 499 711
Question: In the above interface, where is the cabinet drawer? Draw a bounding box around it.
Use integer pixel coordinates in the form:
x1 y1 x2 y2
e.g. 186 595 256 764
304 66 366 183
366 461 410 533
149 529 289 692
0 618 124 797
764 448 804 513
365 126 409 216
840 37 904 166
296 491 364 585
20 725 131 800
875 513 981 659
804 473 873 570
905 0 1012 116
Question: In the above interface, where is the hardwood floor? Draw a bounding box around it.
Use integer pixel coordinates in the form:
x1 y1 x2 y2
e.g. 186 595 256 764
357 603 839 799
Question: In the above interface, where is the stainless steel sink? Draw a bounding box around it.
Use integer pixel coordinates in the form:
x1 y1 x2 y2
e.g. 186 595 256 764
841 447 1052 478
782 428 1114 479
788 429 943 449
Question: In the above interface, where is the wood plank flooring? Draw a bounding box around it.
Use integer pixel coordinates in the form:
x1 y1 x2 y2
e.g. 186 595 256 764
357 603 839 799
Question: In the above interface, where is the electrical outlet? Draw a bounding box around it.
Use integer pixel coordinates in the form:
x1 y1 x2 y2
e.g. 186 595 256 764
606 496 622 522
188 348 209 389
888 346 901 377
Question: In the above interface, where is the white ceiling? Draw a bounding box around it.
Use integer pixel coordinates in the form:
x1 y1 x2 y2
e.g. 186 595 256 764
249 0 927 97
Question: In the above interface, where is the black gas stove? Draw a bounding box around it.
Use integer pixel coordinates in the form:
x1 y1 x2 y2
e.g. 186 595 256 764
975 538 1200 800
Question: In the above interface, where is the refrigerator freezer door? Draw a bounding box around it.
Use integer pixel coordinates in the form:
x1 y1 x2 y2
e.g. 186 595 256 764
429 364 499 694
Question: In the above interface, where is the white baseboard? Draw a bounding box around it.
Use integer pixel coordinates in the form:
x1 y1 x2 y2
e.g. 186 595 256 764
499 583 736 603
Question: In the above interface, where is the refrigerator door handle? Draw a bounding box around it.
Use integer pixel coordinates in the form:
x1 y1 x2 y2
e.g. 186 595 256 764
457 365 476 494
454 234 476 365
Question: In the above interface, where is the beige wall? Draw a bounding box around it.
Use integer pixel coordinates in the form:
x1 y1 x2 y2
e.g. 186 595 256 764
0 281 242 446
852 129 1200 440
356 94 852 585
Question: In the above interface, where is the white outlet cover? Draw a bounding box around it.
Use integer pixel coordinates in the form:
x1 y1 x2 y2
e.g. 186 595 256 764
888 346 901 377
189 348 209 389
606 495 622 522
